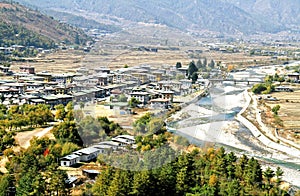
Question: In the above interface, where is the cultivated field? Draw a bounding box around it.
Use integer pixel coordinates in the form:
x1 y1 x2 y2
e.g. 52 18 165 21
264 89 300 143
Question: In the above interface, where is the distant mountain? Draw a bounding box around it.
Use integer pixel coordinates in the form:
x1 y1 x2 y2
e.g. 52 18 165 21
222 0 300 30
13 0 300 35
0 1 90 48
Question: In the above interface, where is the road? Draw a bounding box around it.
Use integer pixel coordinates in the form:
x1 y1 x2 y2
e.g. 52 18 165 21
15 126 54 149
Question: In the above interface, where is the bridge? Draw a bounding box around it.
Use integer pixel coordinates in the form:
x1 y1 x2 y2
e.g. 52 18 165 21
209 78 263 85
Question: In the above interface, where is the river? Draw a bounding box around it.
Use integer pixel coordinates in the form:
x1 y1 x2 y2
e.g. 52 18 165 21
169 64 300 189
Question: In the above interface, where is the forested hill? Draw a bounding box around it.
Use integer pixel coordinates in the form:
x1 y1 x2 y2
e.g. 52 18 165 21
0 2 90 48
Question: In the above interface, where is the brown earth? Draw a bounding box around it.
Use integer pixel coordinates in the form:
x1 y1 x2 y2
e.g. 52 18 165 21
263 89 300 143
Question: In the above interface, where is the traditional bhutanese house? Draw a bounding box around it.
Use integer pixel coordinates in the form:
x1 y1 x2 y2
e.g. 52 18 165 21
152 71 163 81
177 67 188 76
19 66 35 74
0 66 9 74
95 73 108 86
54 84 74 95
129 91 150 105
25 83 44 92
180 79 193 88
36 72 52 82
60 154 81 167
131 73 149 84
2 83 26 94
160 90 174 102
94 67 111 74
55 94 73 105
111 88 122 96
0 87 19 95
287 73 300 81
52 73 76 84
274 86 293 92
41 95 58 108
42 86 56 95
29 98 46 105
149 98 170 109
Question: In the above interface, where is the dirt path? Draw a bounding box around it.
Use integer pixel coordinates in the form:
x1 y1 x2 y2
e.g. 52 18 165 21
15 126 54 149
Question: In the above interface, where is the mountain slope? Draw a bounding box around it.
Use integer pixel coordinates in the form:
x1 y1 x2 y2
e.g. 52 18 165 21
223 0 300 30
13 0 299 35
0 2 90 48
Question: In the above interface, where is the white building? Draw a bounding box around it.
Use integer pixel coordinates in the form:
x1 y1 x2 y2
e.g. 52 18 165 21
60 154 81 167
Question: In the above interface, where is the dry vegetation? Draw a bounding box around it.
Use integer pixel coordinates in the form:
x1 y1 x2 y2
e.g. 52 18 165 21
263 90 300 143
10 50 84 73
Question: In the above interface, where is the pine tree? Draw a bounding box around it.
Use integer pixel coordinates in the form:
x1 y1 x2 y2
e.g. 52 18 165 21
188 61 198 77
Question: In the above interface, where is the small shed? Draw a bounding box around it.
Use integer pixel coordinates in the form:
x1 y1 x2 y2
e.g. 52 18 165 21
82 169 100 180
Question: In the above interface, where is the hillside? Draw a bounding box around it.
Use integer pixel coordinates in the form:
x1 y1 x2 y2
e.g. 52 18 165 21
45 10 121 33
13 0 300 36
0 2 90 48
222 0 300 30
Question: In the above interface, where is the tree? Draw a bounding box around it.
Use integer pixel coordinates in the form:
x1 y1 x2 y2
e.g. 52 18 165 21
176 62 182 69
55 104 66 121
196 59 203 69
61 142 80 156
275 167 283 186
0 174 12 196
0 129 15 152
203 57 207 67
79 102 85 110
188 61 198 77
278 77 285 84
244 158 262 187
17 169 46 195
263 167 275 190
118 94 128 102
148 117 165 134
272 105 280 115
128 97 140 108
51 120 83 146
131 171 152 195
107 170 131 196
252 84 267 94
208 60 215 69
265 75 274 84
191 72 198 84
92 167 115 196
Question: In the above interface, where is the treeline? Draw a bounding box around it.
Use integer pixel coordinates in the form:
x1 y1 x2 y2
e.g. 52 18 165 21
0 104 53 130
0 104 53 153
91 148 289 196
52 103 125 146
251 74 282 94
2 137 74 195
0 22 56 49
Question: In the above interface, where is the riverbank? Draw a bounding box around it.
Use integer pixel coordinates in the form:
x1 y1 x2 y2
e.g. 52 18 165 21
168 83 300 188
236 90 300 157
236 89 300 188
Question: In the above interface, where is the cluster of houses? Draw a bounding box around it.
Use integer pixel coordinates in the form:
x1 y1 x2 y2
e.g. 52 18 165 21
60 135 136 167
0 63 206 109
